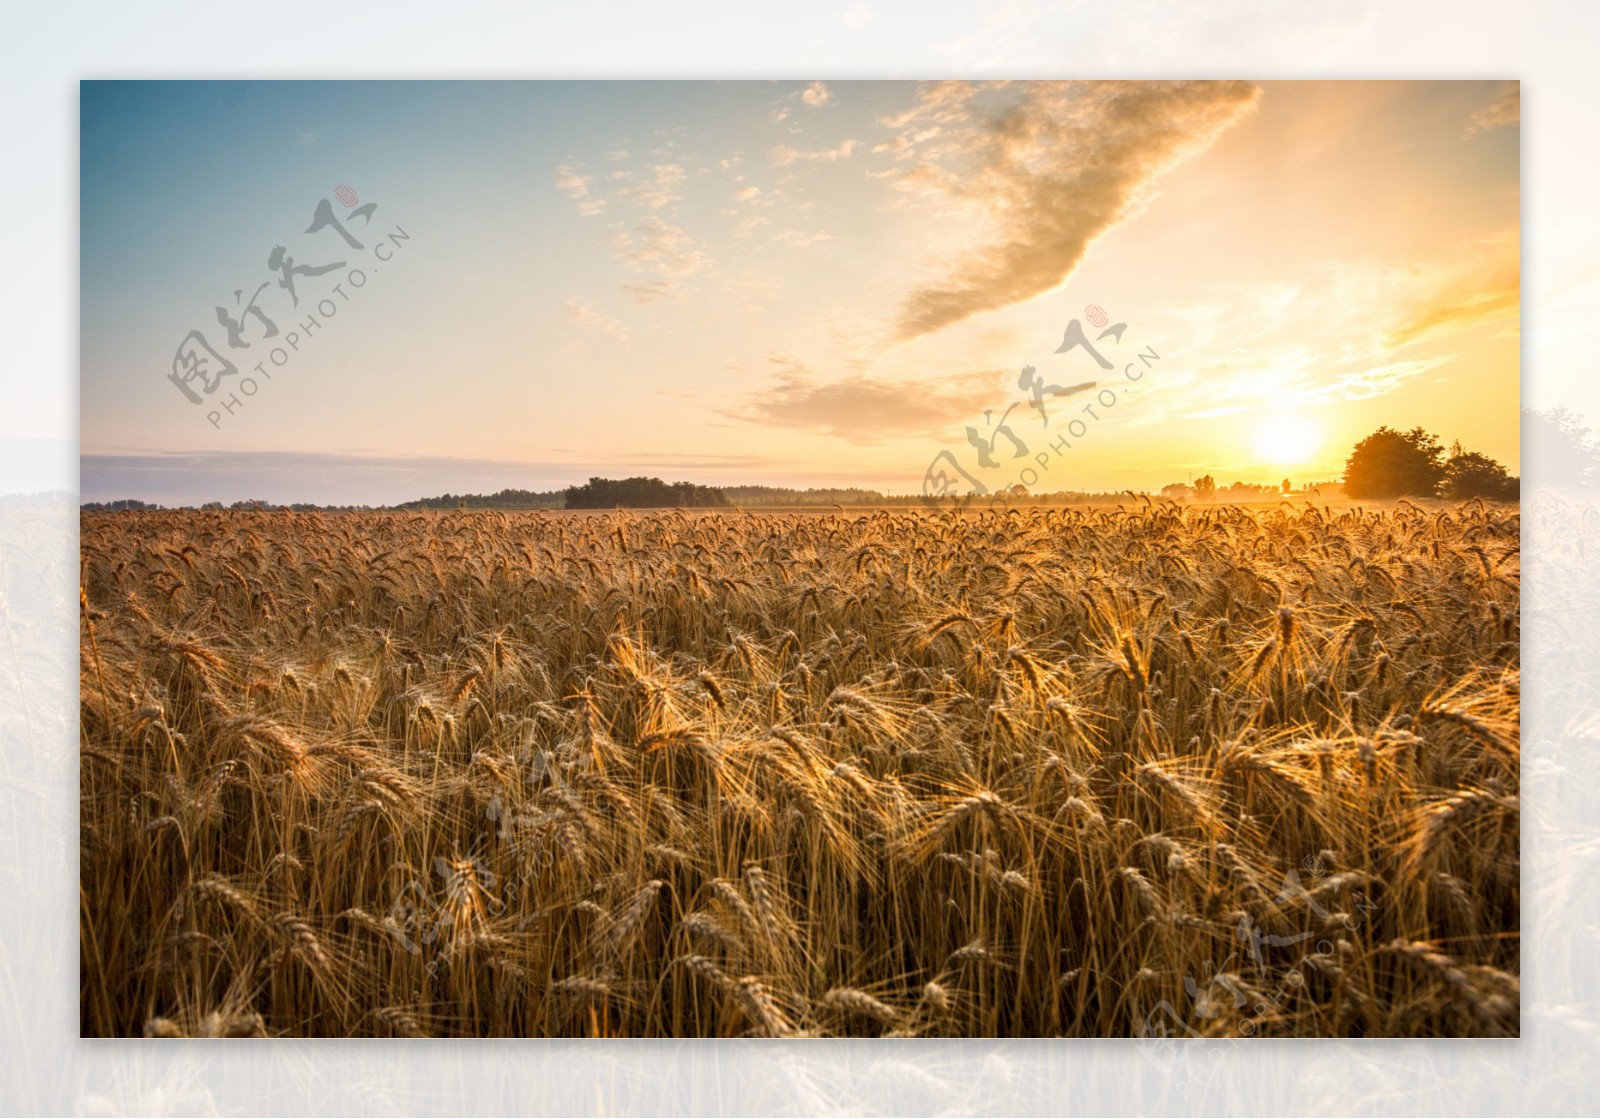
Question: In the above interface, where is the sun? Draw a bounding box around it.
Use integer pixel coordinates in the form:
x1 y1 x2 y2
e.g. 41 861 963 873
1253 413 1322 467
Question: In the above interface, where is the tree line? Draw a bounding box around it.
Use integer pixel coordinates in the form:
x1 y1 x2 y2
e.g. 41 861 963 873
87 410 1580 512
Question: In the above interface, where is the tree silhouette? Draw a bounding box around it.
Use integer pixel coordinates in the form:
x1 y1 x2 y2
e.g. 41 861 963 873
1444 447 1519 500
1192 474 1215 499
1343 426 1446 499
563 476 729 509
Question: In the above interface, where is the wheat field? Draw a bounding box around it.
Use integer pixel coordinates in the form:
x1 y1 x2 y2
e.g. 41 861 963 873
78 500 1519 1038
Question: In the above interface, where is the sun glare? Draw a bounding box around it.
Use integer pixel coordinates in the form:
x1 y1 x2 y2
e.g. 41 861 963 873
1253 413 1322 466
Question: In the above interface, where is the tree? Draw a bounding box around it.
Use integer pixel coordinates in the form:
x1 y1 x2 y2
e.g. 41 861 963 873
1192 474 1216 499
1444 448 1519 500
1343 426 1446 499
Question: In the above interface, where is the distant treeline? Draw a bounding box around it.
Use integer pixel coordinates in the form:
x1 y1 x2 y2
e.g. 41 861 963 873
722 485 889 506
395 488 565 510
80 498 166 512
84 479 1253 514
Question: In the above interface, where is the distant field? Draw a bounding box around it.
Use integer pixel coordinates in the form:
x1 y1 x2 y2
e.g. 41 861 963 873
79 501 1519 1037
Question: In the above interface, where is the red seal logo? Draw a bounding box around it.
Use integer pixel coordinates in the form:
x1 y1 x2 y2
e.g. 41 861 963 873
335 184 359 208
1085 304 1108 328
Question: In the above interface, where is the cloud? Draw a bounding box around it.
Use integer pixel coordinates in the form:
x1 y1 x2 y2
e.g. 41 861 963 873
1384 246 1520 347
733 214 771 240
733 185 763 202
563 298 631 345
1465 81 1519 138
773 228 834 247
719 357 1002 443
878 80 985 132
553 165 605 216
841 4 872 29
619 163 687 210
802 81 832 108
1304 357 1452 405
885 80 1260 340
621 280 680 305
608 217 708 278
1140 348 1451 425
770 139 859 165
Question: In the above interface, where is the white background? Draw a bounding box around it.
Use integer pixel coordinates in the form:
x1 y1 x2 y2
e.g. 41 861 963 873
3 2 1597 1115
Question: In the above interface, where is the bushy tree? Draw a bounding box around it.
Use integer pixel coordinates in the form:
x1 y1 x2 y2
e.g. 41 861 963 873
1444 448 1519 500
564 476 729 509
1343 426 1446 499
1192 474 1216 499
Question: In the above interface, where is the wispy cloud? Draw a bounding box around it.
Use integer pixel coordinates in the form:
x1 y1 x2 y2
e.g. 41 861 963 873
773 228 834 247
732 214 771 240
719 357 1002 443
609 217 709 278
1161 353 1452 422
556 160 688 218
621 280 680 305
1122 239 1516 429
1465 81 1519 138
1385 242 1520 347
884 80 1261 340
563 297 631 345
1305 357 1453 404
770 139 859 165
553 165 606 216
619 163 687 210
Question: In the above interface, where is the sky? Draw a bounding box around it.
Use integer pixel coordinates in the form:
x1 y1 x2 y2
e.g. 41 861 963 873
79 79 1520 505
